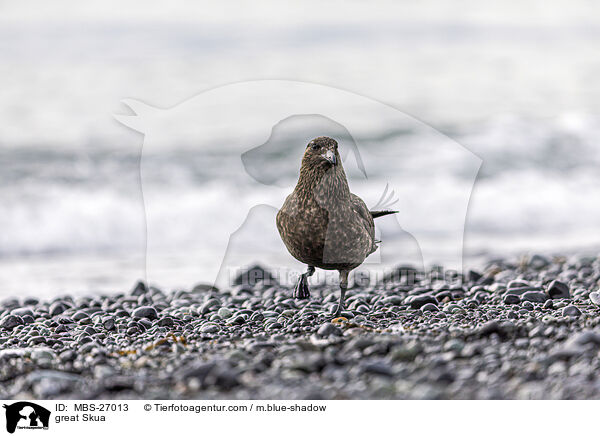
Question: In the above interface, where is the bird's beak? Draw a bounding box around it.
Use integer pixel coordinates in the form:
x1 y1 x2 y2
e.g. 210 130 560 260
322 149 337 166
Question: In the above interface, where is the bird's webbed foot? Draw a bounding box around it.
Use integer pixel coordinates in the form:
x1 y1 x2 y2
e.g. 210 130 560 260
293 273 311 299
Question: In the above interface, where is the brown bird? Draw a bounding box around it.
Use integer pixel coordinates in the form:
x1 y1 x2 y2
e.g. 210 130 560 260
276 136 397 316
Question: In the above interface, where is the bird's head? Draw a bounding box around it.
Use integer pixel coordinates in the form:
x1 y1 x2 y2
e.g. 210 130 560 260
302 136 340 170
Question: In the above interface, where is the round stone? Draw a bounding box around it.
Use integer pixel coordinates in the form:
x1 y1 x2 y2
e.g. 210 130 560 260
102 317 116 330
420 303 439 312
317 322 342 337
200 323 219 333
11 308 34 318
217 307 233 319
521 291 549 303
547 280 570 299
73 311 89 321
0 315 23 330
49 302 67 317
404 294 438 310
503 294 520 305
157 316 174 327
132 306 158 320
562 305 582 317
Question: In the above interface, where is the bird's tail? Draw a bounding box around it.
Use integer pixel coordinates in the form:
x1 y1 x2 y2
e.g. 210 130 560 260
371 182 399 209
370 210 398 219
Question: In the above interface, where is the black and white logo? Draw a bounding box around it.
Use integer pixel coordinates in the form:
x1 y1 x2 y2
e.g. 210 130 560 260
3 402 50 434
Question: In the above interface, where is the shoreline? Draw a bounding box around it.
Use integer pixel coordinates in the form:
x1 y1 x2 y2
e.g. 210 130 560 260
1 253 600 400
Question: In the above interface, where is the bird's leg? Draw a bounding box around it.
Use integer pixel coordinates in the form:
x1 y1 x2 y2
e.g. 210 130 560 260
334 270 349 317
293 265 315 299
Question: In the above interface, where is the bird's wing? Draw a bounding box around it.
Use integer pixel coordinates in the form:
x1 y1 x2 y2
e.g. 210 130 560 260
350 193 375 236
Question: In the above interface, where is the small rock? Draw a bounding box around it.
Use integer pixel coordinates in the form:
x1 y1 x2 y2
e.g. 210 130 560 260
157 316 173 327
78 342 99 354
201 323 220 333
217 307 233 319
102 317 116 330
228 315 246 325
362 361 393 377
131 281 148 296
49 302 67 317
420 303 439 312
132 306 158 320
380 296 404 306
11 308 34 318
503 294 520 305
200 299 220 314
404 294 438 310
507 280 531 290
31 348 56 363
72 311 89 321
317 322 342 337
521 291 549 303
0 314 23 330
547 280 570 299
267 322 282 331
562 305 581 317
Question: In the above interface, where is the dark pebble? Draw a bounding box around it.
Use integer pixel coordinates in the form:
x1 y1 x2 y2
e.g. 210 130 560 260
132 306 158 320
503 294 520 305
562 306 582 317
521 291 549 303
73 311 89 321
0 315 23 330
362 361 393 377
420 303 439 312
404 294 438 310
102 317 116 330
49 302 67 317
131 281 148 296
56 317 74 325
547 280 570 299
11 308 34 318
157 316 174 327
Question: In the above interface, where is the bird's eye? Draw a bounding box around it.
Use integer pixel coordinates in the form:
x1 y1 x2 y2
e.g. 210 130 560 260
311 143 319 150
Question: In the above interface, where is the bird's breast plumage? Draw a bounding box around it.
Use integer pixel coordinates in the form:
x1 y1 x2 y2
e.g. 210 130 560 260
276 139 378 271
276 190 376 270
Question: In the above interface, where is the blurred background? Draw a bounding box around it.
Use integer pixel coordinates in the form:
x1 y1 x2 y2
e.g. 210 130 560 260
1 0 599 296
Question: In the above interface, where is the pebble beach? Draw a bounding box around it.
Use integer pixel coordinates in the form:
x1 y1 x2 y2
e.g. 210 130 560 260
2 254 600 400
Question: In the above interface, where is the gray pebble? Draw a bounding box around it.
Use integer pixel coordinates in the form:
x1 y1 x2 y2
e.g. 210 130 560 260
547 280 570 299
201 323 220 333
521 291 549 303
503 294 520 305
1 315 23 330
317 322 342 337
132 306 158 320
421 303 439 312
562 305 582 317
218 307 233 319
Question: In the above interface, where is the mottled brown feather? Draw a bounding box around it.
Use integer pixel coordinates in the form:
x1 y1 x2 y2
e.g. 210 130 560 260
276 137 379 272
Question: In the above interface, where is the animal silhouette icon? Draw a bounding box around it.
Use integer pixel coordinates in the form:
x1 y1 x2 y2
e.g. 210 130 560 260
115 80 480 288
